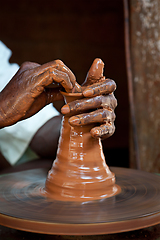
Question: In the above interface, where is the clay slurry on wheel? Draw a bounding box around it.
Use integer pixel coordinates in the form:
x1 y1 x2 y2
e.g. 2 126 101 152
0 167 159 235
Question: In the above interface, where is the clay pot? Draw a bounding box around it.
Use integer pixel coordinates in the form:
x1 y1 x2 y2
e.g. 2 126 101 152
43 92 120 201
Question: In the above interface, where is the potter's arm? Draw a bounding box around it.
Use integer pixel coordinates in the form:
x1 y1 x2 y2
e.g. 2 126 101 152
0 60 81 129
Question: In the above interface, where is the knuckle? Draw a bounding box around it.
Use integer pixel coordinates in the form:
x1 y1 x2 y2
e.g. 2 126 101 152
101 123 115 138
103 109 116 121
69 101 81 112
105 79 116 91
54 59 64 69
102 93 117 110
20 61 31 69
55 59 64 65
110 93 118 108
110 79 117 89
20 61 39 71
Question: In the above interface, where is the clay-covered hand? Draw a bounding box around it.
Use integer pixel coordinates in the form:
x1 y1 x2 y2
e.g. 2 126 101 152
61 58 117 139
0 60 81 128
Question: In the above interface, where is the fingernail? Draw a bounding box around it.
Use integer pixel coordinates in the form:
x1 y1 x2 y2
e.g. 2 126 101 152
83 88 94 97
61 105 70 114
69 116 80 125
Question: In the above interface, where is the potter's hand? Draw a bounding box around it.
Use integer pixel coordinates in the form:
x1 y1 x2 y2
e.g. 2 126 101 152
61 58 117 139
0 60 81 128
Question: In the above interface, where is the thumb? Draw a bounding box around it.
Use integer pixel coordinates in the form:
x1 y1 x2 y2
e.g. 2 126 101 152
83 58 105 86
45 88 63 104
22 88 63 120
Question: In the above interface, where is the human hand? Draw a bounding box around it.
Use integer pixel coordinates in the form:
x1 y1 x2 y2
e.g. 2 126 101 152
0 60 81 128
61 58 117 139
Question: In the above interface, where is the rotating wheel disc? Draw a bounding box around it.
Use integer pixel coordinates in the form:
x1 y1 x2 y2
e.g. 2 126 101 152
0 167 159 235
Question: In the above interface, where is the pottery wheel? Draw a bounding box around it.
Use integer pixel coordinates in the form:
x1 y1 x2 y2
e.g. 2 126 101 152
0 167 159 235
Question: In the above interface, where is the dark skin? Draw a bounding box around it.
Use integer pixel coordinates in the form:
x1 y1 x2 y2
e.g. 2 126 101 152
0 60 81 128
62 58 117 139
0 58 117 170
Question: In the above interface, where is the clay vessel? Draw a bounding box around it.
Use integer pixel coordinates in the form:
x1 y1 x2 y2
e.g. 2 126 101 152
43 92 120 201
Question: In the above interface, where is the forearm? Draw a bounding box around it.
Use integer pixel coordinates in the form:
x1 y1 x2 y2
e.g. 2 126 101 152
0 90 20 129
29 115 62 159
0 104 14 129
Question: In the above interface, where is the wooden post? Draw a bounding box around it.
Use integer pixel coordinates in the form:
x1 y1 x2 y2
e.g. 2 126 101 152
129 0 160 172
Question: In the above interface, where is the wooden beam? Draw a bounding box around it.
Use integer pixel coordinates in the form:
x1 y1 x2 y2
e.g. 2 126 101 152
129 0 160 172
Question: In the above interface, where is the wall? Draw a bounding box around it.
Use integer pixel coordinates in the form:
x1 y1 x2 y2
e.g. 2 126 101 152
130 0 160 172
0 0 129 167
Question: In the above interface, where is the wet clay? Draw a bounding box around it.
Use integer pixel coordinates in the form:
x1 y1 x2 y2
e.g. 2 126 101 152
43 92 121 201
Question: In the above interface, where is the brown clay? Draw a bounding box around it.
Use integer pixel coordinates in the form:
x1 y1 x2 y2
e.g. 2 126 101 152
43 92 121 201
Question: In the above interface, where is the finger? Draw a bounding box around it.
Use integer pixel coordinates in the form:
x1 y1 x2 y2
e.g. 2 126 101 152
90 123 115 139
69 109 116 126
53 60 82 93
61 96 102 114
36 60 81 93
33 68 73 97
35 60 75 83
54 61 82 93
53 60 76 87
61 94 117 115
45 88 64 103
83 58 104 86
83 79 116 97
48 68 73 92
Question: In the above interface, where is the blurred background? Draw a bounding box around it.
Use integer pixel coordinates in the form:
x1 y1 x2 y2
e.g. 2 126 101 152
1 0 160 171
0 0 129 168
